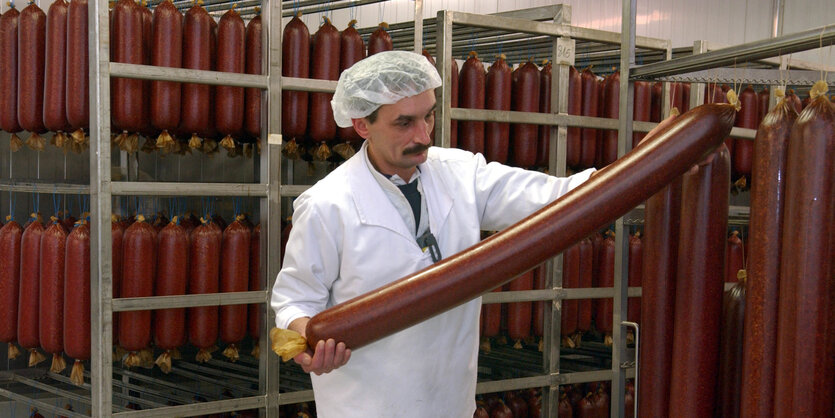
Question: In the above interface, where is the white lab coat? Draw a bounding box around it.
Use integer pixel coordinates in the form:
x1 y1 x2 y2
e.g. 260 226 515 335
272 143 593 418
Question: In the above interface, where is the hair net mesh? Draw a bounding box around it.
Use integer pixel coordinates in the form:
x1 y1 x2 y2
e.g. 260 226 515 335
331 50 442 128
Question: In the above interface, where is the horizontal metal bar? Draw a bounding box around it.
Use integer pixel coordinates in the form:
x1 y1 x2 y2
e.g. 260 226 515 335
281 77 338 93
112 395 265 418
279 0 384 17
560 287 643 300
112 291 267 312
13 374 93 407
110 63 268 89
481 287 642 304
46 372 131 412
0 386 90 418
176 361 260 384
165 367 261 396
450 11 565 37
111 368 207 398
564 26 671 50
631 24 835 79
476 375 551 395
280 184 311 197
553 369 613 385
650 67 835 86
730 127 757 140
450 108 640 131
111 182 268 197
277 390 315 405
0 181 90 194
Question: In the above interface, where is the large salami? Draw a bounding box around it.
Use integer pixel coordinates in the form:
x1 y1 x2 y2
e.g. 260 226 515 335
308 17 340 159
335 20 364 147
0 6 23 147
110 0 143 143
215 8 245 151
149 0 182 150
180 3 212 149
579 67 598 168
119 216 155 367
511 59 540 168
65 0 88 140
244 13 262 142
64 222 90 386
281 12 309 153
189 219 221 362
457 52 485 154
17 3 47 150
0 221 23 360
220 218 251 361
485 54 511 164
40 220 67 373
153 219 188 373
367 22 392 56
43 0 71 145
18 217 45 366
248 224 261 357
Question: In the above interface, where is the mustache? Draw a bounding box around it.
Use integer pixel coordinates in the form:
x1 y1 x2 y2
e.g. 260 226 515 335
403 144 429 155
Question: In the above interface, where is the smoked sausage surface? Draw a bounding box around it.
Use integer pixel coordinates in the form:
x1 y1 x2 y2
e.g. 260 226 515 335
367 22 392 56
0 7 22 135
149 0 182 138
189 221 220 355
220 220 251 356
561 244 580 338
153 221 188 351
485 55 511 164
43 0 70 134
579 67 599 168
336 20 364 144
65 0 88 133
511 59 540 168
17 3 47 136
214 8 245 146
18 220 43 357
243 14 262 141
458 52 485 154
63 223 90 361
281 13 309 141
119 219 155 353
566 66 582 169
303 103 736 350
732 85 758 176
308 17 340 145
39 222 67 359
0 222 23 348
179 4 212 140
110 0 143 134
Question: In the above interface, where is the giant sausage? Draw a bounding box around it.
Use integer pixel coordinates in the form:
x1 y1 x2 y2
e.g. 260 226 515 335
600 72 620 166
40 220 67 373
43 0 71 144
189 220 220 362
111 0 143 140
63 222 90 386
367 22 392 56
773 83 835 418
119 216 155 367
281 13 309 148
0 7 23 144
0 221 23 360
335 20 364 145
215 8 245 151
732 85 758 176
282 103 736 354
220 218 251 362
17 3 47 149
739 95 797 418
18 217 45 366
180 3 212 148
150 0 182 149
244 13 262 142
511 59 540 168
485 54 511 164
153 220 188 373
668 143 731 417
458 51 485 154
308 17 340 155
536 60 552 168
579 67 598 168
65 0 88 139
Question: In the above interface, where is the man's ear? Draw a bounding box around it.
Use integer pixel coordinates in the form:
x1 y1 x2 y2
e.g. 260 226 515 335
352 118 371 139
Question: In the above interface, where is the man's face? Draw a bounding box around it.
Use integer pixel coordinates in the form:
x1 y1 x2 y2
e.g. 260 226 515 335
352 89 436 179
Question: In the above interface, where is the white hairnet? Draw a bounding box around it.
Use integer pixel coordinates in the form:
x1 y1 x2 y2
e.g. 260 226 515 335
331 50 442 128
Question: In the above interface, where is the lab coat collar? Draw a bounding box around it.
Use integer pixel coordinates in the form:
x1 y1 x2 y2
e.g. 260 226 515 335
348 142 453 240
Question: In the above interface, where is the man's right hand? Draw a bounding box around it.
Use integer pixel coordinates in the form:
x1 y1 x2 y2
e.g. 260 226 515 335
288 317 352 375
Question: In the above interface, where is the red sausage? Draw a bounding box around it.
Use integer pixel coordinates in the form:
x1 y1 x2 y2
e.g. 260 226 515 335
17 3 47 141
458 51 485 154
18 218 44 365
733 85 758 176
153 221 188 352
773 90 835 418
756 88 770 125
281 13 309 143
214 8 245 150
247 224 261 346
600 72 620 166
668 144 731 417
649 81 662 123
626 231 641 324
485 54 511 164
668 82 685 115
0 7 22 137
717 279 746 418
111 217 124 347
303 103 736 351
561 243 580 340
63 222 90 385
531 264 545 338
0 221 23 357
336 20 365 145
367 22 392 56
725 230 744 283
680 83 691 113
784 89 802 113
65 0 87 136
110 0 143 134
150 0 183 146
632 81 651 148
450 58 459 148
138 3 155 140
739 96 797 418
507 270 532 345
566 66 582 169
244 14 262 142
308 17 340 147
596 232 615 342
220 219 251 361
536 60 552 167
43 0 71 137
180 4 212 145
511 59 540 168
119 217 155 363
579 67 599 168
189 220 220 362
481 287 502 339
638 174 682 417
39 221 67 372
577 237 593 333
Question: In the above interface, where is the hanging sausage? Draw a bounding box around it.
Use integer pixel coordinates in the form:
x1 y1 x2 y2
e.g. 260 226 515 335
43 0 71 148
484 54 511 164
511 59 540 168
0 6 23 151
65 0 88 145
308 17 341 161
17 2 47 151
281 12 309 159
150 0 182 151
458 51 485 154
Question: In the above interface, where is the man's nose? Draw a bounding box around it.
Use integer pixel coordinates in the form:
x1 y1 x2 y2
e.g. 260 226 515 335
414 120 432 145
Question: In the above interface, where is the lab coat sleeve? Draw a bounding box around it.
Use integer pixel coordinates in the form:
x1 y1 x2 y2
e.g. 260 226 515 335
271 194 342 330
472 153 595 231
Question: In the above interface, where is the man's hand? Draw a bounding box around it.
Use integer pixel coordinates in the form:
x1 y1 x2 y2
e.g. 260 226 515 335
288 317 352 375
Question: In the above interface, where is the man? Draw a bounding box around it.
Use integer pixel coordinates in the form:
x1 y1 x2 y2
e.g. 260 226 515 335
271 51 594 417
